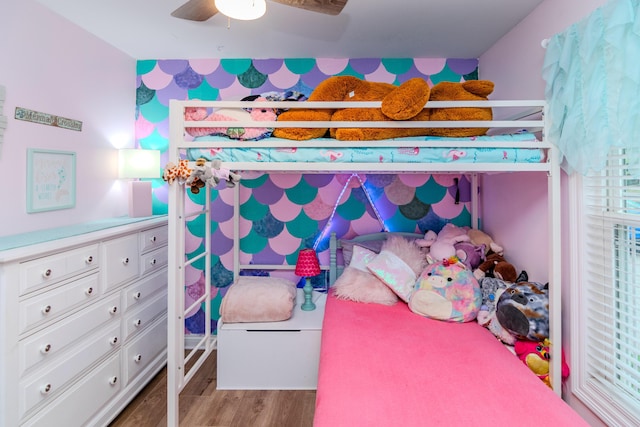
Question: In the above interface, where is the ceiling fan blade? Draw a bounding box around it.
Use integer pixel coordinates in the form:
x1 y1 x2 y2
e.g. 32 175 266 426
270 0 348 16
171 0 218 21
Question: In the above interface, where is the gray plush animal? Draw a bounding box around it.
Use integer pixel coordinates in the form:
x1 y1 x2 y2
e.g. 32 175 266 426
496 276 549 341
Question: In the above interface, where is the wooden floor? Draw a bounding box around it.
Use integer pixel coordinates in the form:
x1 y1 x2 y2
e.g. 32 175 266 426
109 350 316 427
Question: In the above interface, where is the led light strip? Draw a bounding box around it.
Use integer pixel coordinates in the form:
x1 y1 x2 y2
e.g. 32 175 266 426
313 173 388 250
355 173 389 232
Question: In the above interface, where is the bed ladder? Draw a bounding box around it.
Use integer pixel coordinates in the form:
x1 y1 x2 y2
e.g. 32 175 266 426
167 126 216 426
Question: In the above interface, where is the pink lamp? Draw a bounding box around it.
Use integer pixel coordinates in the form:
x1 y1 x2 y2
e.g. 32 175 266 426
295 248 321 311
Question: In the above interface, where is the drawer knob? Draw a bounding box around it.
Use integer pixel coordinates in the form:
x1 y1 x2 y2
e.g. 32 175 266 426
150 258 157 265
133 292 142 300
40 344 52 354
42 269 52 278
134 354 142 363
40 384 52 395
85 287 94 296
122 257 129 265
150 236 157 243
134 319 142 327
109 306 118 315
109 376 118 386
110 336 119 345
86 255 94 264
41 305 52 315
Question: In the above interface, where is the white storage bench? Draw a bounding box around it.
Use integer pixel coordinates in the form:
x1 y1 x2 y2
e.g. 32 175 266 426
217 289 327 390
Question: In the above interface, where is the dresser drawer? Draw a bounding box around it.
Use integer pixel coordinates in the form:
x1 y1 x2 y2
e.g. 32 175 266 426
19 273 100 335
122 290 167 342
103 235 139 292
140 246 168 277
122 268 168 313
20 293 121 376
139 225 168 253
22 353 121 427
123 315 167 385
19 244 98 295
19 323 120 419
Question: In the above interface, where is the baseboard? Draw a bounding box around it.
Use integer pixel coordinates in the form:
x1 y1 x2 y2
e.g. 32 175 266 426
185 334 217 350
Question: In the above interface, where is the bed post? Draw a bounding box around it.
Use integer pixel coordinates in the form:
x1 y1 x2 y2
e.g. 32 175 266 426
233 182 240 281
167 99 185 427
547 106 563 396
470 173 479 229
329 232 337 286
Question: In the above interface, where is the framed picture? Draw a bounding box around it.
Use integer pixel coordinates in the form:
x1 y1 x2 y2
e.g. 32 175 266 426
27 149 76 213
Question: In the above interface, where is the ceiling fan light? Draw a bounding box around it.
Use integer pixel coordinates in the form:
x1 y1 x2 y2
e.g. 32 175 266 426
214 0 267 20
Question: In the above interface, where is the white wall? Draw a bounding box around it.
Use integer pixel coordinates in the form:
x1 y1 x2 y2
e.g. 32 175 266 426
479 1 608 425
0 0 136 237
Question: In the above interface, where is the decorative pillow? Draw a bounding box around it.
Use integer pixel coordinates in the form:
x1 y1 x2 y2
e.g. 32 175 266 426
409 260 481 322
366 236 427 303
220 276 297 323
332 245 398 306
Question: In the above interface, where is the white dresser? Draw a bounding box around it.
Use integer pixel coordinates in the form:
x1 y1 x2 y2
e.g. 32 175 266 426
0 216 168 427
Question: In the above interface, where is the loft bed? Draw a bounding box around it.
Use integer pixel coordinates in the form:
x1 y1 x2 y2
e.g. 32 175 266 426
165 98 564 426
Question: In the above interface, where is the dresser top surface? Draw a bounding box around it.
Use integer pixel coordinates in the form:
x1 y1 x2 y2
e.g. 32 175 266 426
0 215 167 262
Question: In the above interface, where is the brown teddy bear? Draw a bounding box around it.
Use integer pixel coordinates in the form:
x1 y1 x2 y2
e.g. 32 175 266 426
272 76 494 141
474 253 518 283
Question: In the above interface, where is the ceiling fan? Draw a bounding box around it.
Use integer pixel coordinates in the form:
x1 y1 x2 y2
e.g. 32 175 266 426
171 0 348 22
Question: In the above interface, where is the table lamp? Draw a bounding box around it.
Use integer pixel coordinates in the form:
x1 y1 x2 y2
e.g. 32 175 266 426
294 248 321 311
118 149 161 217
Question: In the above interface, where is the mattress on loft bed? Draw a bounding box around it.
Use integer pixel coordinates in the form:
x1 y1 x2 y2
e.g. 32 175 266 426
314 294 589 427
186 133 544 164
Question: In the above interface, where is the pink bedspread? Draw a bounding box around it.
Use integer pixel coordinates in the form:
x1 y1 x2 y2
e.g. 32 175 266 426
314 294 589 427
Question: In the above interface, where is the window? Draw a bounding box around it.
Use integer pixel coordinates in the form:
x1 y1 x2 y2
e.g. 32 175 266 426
571 146 640 426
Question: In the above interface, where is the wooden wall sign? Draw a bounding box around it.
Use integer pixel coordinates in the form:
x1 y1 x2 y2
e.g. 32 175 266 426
15 107 82 132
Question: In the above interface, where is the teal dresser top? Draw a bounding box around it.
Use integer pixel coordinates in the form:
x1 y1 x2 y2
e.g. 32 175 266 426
0 216 166 252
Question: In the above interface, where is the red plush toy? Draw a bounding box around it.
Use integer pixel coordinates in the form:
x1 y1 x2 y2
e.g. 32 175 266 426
514 339 570 389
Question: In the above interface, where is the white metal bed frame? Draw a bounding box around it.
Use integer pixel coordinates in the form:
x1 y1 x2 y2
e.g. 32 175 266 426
166 99 560 426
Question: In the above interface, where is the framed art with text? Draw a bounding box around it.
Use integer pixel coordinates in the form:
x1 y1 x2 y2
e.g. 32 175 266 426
26 149 76 213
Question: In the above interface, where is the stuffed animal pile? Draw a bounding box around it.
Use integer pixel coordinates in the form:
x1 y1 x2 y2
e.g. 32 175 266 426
410 224 509 323
273 76 495 141
184 99 276 141
163 159 192 185
164 157 241 194
411 223 565 387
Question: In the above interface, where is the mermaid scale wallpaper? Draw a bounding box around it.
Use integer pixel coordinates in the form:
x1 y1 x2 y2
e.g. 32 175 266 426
136 57 479 333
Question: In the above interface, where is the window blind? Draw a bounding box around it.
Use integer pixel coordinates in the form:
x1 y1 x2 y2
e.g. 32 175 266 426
573 146 640 426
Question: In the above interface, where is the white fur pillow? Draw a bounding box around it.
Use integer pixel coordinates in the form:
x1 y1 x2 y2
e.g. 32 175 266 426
332 245 399 305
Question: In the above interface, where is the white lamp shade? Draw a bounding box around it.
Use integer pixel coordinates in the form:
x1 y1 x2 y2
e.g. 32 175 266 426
118 149 161 179
214 0 266 20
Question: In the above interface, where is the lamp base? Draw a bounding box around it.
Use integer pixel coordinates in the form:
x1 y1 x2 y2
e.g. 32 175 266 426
301 278 316 311
128 180 152 218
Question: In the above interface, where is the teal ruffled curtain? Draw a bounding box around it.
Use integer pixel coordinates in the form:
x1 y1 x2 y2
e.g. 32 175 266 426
542 0 640 175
